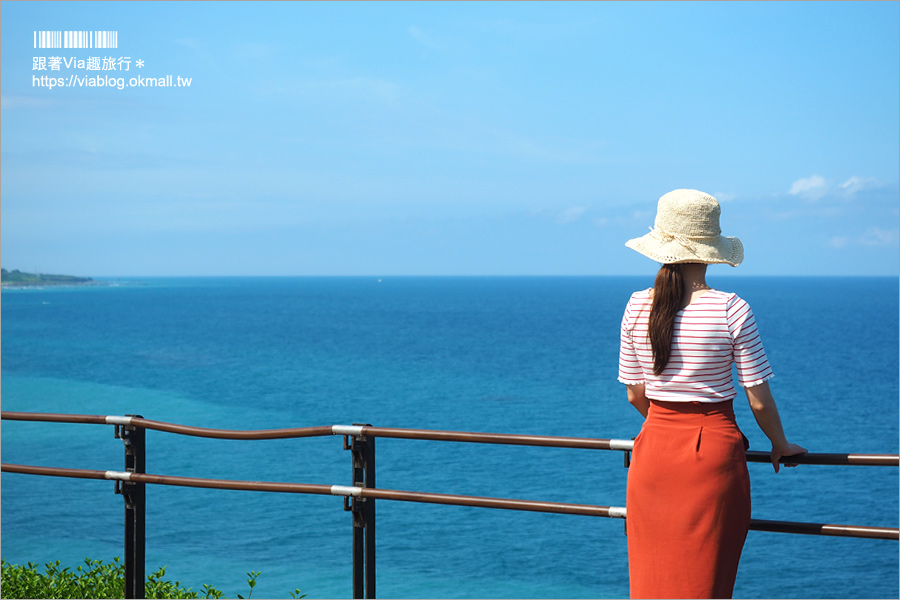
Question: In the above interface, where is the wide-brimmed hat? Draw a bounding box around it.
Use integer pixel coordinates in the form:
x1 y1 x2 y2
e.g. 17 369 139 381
625 189 743 267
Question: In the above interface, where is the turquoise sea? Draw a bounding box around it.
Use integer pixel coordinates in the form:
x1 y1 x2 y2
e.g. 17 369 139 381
2 276 898 599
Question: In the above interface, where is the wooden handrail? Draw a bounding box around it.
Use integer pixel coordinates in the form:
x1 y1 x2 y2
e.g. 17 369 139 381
3 462 897 541
3 411 897 466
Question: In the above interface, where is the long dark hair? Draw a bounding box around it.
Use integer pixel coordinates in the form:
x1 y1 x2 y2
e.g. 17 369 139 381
648 264 683 375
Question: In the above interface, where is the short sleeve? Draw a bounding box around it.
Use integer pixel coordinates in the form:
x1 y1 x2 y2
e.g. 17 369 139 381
726 295 773 387
618 295 645 385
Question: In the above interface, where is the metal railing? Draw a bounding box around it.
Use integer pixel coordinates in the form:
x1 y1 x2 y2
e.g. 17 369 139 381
2 410 898 599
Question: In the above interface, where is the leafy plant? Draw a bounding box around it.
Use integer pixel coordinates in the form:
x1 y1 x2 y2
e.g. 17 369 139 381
1 558 305 599
235 570 254 599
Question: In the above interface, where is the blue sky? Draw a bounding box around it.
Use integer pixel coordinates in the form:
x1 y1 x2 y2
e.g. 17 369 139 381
2 1 898 276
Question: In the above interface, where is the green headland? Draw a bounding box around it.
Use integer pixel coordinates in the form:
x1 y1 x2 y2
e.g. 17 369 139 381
1 268 95 287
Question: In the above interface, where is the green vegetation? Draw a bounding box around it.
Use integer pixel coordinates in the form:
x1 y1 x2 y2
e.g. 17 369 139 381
1 268 93 286
0 559 306 599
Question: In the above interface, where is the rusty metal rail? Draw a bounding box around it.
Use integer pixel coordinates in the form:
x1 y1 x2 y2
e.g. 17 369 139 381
0 410 335 440
3 411 897 466
2 410 898 599
4 462 896 538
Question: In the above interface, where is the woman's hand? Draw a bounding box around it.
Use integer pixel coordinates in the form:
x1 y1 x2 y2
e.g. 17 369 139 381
770 442 808 473
745 382 805 472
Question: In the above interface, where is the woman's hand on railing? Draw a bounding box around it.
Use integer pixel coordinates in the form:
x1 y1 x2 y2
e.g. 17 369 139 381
771 442 808 473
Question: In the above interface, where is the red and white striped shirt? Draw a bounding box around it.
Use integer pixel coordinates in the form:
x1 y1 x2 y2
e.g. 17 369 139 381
618 289 773 402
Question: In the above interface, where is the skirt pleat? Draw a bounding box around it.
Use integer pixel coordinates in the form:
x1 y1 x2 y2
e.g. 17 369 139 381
626 400 751 599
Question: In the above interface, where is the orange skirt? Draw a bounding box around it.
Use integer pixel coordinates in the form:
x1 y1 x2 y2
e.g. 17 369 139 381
626 400 751 599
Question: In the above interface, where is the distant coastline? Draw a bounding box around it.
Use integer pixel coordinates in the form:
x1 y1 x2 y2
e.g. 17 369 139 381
1 268 96 288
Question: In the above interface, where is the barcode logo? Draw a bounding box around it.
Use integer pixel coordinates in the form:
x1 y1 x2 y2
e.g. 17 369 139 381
34 30 118 49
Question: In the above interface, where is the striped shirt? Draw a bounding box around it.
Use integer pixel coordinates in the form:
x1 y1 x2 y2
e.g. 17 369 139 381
618 289 773 402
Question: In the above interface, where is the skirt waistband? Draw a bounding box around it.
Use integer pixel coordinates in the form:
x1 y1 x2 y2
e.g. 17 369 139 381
646 399 738 431
648 399 735 416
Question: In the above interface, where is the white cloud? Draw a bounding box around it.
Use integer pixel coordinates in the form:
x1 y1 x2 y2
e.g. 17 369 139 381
860 227 899 247
829 228 898 249
788 175 828 199
713 192 737 202
787 174 883 202
839 176 879 195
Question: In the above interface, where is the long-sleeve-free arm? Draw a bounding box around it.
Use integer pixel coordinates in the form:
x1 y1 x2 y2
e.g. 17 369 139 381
626 383 649 419
744 380 807 472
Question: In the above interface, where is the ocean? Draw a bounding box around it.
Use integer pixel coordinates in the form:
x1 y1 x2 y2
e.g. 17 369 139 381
2 276 897 599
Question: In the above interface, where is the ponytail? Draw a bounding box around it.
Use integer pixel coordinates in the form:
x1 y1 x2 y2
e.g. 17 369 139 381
648 264 683 375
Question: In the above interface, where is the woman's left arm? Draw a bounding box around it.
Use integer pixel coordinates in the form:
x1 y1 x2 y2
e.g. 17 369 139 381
745 381 807 472
626 383 649 418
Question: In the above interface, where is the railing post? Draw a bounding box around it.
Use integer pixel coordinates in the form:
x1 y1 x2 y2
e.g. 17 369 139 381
116 415 146 599
345 424 375 599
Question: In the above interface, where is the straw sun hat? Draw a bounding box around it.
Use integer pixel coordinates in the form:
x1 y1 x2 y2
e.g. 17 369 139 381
625 189 744 267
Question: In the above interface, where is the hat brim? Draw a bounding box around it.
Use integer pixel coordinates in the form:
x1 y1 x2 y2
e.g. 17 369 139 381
625 232 743 267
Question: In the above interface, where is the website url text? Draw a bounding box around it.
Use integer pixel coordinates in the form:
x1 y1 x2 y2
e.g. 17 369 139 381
33 74 192 90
